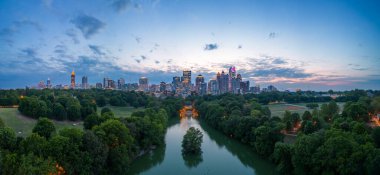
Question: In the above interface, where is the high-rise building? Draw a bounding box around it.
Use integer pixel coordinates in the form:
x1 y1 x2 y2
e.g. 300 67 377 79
183 70 191 84
139 77 149 92
172 76 181 90
103 77 109 88
118 78 125 90
240 81 250 94
199 82 207 96
96 83 102 89
251 85 261 94
195 74 205 93
38 80 46 89
82 76 88 89
46 78 52 89
217 71 229 94
208 79 218 95
70 70 75 88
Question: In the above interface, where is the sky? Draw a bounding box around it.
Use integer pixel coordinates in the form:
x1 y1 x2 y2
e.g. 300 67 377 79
0 0 379 91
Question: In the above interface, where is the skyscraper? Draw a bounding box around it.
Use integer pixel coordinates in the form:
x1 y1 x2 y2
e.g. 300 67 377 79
195 74 205 93
103 77 109 88
139 77 149 92
183 70 191 84
46 78 51 89
118 78 125 90
82 76 88 89
71 70 75 88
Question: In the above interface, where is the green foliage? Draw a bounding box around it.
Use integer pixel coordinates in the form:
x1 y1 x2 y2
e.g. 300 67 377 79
182 127 203 155
274 142 294 175
306 103 319 109
67 104 81 121
84 113 100 130
0 127 16 150
372 127 380 148
0 117 4 128
20 133 47 156
32 118 56 139
52 103 67 120
96 95 107 107
101 107 112 115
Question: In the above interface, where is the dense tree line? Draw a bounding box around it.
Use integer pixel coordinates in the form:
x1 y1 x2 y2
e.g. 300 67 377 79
0 107 169 174
194 93 380 175
0 92 176 174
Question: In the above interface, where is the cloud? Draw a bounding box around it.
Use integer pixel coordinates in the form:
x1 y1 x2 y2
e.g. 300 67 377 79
252 68 312 79
54 44 67 54
42 0 53 8
272 58 287 64
141 55 147 60
135 59 141 63
110 0 141 13
88 45 105 56
135 36 141 43
269 32 277 39
348 63 369 71
0 19 42 37
238 45 242 49
70 14 105 39
204 43 218 51
21 48 37 58
155 60 160 64
65 29 80 44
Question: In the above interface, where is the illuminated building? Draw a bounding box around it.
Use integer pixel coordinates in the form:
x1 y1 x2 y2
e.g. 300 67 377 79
195 74 205 94
240 81 250 94
217 71 229 94
70 70 75 88
183 70 191 84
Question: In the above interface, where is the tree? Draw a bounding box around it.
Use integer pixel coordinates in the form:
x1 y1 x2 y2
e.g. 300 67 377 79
274 142 294 174
182 127 203 155
372 127 380 148
0 127 16 150
302 111 312 121
101 107 112 115
253 125 277 157
67 104 81 121
93 119 134 148
32 118 56 139
82 131 108 174
52 103 67 121
96 95 107 107
84 113 100 130
0 117 4 128
21 133 47 156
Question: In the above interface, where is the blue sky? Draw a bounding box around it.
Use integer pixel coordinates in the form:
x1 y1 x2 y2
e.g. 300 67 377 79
0 0 379 90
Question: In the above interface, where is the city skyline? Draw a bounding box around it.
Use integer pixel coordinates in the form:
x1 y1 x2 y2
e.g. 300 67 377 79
1 0 380 90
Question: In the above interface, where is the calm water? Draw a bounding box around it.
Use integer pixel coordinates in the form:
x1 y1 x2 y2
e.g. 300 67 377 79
127 117 277 175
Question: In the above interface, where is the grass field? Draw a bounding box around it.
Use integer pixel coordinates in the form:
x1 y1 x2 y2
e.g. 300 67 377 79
267 102 345 118
0 108 83 137
0 106 144 137
99 106 145 118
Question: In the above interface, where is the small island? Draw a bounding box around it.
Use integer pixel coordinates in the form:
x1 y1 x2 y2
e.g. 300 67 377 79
182 127 203 155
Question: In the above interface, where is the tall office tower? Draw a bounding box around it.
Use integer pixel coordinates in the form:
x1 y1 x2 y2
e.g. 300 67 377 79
195 74 204 93
70 70 75 88
217 71 229 94
139 77 149 92
46 78 51 89
82 76 88 89
199 82 207 96
103 77 109 89
240 81 250 94
208 79 218 95
118 78 125 90
172 76 181 90
108 79 116 89
228 66 236 92
38 80 46 89
183 70 191 84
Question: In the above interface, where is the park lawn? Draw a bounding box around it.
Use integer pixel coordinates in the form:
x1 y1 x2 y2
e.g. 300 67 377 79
267 102 345 118
0 108 83 137
99 106 145 118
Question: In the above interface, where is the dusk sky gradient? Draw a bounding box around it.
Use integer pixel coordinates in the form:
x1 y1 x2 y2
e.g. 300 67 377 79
1 0 379 90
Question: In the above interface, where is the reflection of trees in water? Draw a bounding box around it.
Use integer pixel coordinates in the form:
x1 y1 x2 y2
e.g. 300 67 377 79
182 153 203 169
199 121 278 175
127 143 166 175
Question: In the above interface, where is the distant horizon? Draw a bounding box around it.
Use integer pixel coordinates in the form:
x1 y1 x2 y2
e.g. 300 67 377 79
1 0 379 91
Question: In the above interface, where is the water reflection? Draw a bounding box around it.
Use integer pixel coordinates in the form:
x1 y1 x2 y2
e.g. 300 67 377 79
182 153 203 168
127 117 277 175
